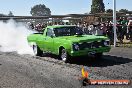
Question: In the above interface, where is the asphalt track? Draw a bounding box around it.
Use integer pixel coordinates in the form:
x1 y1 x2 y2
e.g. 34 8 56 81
0 47 132 88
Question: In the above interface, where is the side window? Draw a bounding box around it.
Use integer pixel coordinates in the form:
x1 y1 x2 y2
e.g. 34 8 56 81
46 28 53 37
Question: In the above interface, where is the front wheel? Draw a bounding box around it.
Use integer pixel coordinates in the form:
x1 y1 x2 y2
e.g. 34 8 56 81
33 45 43 56
60 48 70 63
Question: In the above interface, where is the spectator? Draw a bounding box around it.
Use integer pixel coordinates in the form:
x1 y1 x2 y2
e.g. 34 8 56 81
88 23 94 34
117 21 123 43
128 20 132 42
121 17 128 41
106 22 114 44
30 23 34 30
101 23 107 36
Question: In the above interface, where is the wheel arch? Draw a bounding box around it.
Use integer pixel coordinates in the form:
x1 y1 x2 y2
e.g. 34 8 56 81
58 46 71 56
28 42 37 47
59 46 65 55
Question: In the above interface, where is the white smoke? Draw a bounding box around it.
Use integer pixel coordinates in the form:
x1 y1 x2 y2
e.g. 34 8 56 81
0 19 34 55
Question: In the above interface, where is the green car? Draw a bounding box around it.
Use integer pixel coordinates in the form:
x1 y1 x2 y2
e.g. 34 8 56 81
27 25 111 62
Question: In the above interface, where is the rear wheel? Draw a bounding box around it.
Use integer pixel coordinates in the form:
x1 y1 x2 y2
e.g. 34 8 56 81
59 48 70 63
33 45 43 56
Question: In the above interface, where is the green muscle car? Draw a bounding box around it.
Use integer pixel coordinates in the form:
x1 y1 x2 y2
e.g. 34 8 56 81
27 25 111 62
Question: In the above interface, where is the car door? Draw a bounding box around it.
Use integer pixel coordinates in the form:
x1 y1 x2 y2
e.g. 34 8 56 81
43 28 54 53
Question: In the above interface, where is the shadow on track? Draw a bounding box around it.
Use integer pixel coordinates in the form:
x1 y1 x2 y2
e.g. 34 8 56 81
69 55 132 67
41 53 132 67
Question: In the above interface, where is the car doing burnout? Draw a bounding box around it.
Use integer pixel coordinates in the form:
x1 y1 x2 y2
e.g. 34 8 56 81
27 25 111 62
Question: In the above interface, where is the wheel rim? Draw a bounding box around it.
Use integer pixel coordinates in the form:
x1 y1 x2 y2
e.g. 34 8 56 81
61 49 67 61
33 45 37 55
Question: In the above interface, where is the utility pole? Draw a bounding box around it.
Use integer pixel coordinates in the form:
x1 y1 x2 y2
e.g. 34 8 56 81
113 0 117 47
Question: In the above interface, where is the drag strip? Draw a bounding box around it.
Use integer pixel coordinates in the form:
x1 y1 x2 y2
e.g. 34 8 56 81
0 47 132 88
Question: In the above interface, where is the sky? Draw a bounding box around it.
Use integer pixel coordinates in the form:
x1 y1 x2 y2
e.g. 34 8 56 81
0 0 132 16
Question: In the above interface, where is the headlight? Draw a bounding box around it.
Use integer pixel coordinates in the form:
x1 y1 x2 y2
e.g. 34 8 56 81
104 40 110 46
73 43 80 51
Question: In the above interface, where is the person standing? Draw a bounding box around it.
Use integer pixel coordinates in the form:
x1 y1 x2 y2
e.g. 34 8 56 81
128 20 132 42
106 22 114 44
100 23 107 36
117 21 123 43
121 17 128 41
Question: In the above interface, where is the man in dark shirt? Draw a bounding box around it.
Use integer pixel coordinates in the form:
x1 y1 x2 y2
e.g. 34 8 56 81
117 22 123 43
128 20 132 42
106 22 114 44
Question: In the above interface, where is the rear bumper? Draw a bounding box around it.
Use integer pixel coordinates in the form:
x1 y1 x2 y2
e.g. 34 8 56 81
70 47 111 56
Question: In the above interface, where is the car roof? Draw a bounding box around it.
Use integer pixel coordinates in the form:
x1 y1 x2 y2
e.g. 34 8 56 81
46 25 76 28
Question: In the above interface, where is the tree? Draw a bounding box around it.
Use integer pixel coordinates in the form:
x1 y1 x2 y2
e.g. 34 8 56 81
106 9 113 13
119 9 128 13
91 0 105 14
30 4 51 16
8 11 14 16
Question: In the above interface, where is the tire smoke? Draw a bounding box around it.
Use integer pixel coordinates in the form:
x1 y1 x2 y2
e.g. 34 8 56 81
0 19 34 55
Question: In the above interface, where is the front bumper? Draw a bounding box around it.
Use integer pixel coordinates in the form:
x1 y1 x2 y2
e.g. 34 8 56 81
70 46 111 56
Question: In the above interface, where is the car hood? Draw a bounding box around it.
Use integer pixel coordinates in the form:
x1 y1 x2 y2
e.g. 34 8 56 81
56 35 108 43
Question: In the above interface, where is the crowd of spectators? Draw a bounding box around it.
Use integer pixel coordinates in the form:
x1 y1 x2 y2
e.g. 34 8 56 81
27 17 132 44
80 17 132 44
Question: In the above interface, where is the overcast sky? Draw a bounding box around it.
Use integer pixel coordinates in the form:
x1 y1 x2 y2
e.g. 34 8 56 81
0 0 132 16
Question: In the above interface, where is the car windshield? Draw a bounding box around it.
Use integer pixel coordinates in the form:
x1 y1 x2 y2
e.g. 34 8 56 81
54 26 83 37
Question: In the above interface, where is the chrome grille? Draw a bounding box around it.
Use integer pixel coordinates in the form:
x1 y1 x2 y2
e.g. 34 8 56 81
79 40 105 50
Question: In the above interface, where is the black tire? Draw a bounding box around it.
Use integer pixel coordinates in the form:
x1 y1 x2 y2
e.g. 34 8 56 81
59 48 70 63
33 45 43 56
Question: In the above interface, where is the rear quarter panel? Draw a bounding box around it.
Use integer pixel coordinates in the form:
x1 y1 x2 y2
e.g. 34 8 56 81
27 34 44 48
